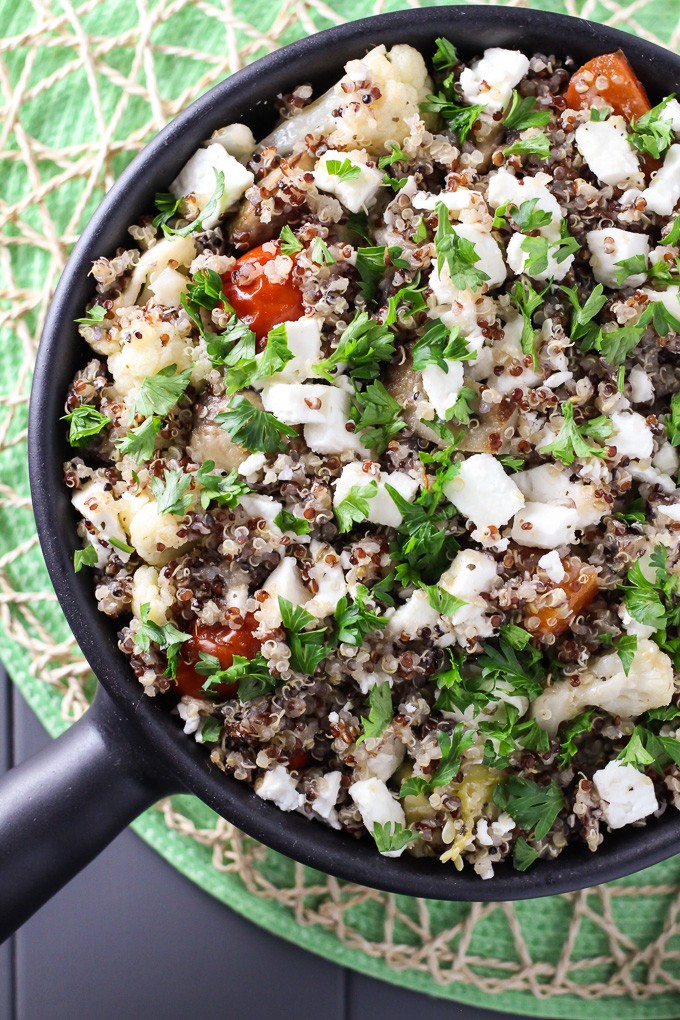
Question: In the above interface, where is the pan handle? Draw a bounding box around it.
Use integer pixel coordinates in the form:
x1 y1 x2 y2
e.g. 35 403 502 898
0 684 180 942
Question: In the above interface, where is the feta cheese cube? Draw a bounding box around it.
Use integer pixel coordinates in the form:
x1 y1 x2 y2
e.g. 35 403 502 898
641 144 680 216
72 482 131 567
313 149 383 213
643 284 680 321
348 777 407 857
586 228 650 289
257 318 323 385
429 272 479 333
575 118 640 187
303 386 369 456
261 382 330 425
437 548 499 645
511 502 582 548
304 542 347 620
593 760 658 829
239 494 284 532
333 462 419 528
259 557 311 628
256 765 303 812
459 48 530 113
538 550 565 583
653 442 679 475
611 411 654 461
310 771 343 827
170 143 254 228
660 97 680 132
412 188 475 216
451 224 507 289
386 589 441 640
443 454 525 543
506 232 574 283
629 366 654 404
487 168 562 240
658 502 680 523
421 360 465 419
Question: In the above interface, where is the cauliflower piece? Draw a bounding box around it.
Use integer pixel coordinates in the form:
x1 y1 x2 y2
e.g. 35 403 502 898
116 235 195 308
124 493 194 567
210 123 256 164
71 481 131 568
533 638 674 735
130 565 173 626
108 310 209 404
593 760 658 829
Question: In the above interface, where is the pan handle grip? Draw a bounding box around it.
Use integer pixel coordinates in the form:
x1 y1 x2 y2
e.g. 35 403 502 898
0 684 179 942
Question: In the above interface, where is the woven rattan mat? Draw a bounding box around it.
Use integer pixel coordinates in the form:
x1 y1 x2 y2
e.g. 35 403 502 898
3 0 680 1015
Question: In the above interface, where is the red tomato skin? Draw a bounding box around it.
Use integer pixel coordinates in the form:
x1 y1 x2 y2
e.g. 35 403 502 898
564 51 651 121
222 243 305 346
174 615 263 698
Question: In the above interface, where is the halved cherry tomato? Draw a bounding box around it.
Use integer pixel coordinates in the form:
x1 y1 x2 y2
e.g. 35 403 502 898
175 614 263 698
222 243 304 348
530 558 600 640
565 51 651 121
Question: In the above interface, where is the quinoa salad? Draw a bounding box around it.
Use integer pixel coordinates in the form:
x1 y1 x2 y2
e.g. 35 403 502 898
64 39 680 876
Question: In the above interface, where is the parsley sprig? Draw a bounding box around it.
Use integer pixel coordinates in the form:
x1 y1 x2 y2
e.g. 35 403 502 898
357 680 393 745
541 401 613 466
62 405 109 447
216 396 297 454
503 91 550 131
134 603 191 678
350 380 406 454
493 775 564 841
434 202 489 291
629 95 676 160
371 821 422 854
315 312 396 383
400 723 475 797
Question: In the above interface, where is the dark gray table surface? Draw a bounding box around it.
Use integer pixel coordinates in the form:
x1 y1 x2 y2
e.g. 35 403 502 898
0 667 535 1020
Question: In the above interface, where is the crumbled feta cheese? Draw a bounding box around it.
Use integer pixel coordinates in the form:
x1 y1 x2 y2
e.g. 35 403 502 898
575 117 640 187
653 442 679 475
511 464 606 547
435 549 499 645
237 452 267 479
429 272 479 332
260 557 311 628
511 502 582 548
459 47 530 113
309 771 342 828
593 760 658 830
610 411 654 461
660 97 680 132
658 503 680 523
538 550 565 583
360 729 406 782
412 188 475 216
533 638 674 735
619 603 655 640
586 228 649 288
506 232 574 283
170 143 254 228
487 168 562 240
239 493 284 532
348 777 407 857
261 382 331 425
333 462 419 528
386 589 441 640
443 454 524 544
304 541 347 619
303 386 369 457
262 318 323 384
313 149 383 213
641 144 680 216
421 360 464 419
256 765 303 812
452 224 507 289
643 284 680 321
544 371 573 389
629 366 654 404
71 482 131 567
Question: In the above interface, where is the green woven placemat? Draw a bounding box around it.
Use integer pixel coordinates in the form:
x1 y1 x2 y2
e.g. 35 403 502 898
3 1 680 1015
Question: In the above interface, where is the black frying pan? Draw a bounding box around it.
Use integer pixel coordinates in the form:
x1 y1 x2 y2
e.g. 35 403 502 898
2 5 679 943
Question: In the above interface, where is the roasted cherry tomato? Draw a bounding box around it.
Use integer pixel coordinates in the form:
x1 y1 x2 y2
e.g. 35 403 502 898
530 558 599 640
175 614 263 698
564 51 651 121
222 243 304 347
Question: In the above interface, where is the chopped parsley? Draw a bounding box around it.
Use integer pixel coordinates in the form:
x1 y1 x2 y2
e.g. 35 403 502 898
199 651 275 701
109 536 134 555
224 322 293 393
411 320 474 372
73 545 98 572
309 236 336 266
478 636 544 702
74 304 107 327
421 92 484 143
279 224 303 256
349 380 406 454
195 461 251 509
507 198 553 233
115 415 161 463
502 132 551 159
541 401 613 466
493 775 564 841
386 486 459 587
334 479 378 533
589 106 611 121
434 202 489 290
278 598 330 676
355 244 408 303
315 312 395 383
371 821 422 854
335 584 386 646
378 142 409 169
325 157 361 182
273 508 311 535
613 253 648 287
384 274 427 326
216 396 297 454
503 91 550 131
356 680 393 744
510 279 547 366
664 391 680 446
558 283 607 352
134 603 190 678
616 633 638 676
661 215 680 247
432 36 458 71
133 364 192 418
628 95 676 160
62 404 109 447
150 468 192 516
513 837 539 871
400 724 474 797
556 710 595 768
622 555 667 633
420 583 466 616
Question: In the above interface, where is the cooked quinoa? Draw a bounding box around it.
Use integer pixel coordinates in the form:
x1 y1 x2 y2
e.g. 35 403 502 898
64 40 680 875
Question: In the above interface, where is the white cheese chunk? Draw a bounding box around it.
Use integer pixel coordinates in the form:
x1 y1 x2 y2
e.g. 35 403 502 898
170 143 254 228
444 454 524 545
654 442 679 475
506 232 574 283
429 275 480 333
575 117 640 187
487 168 562 240
131 565 172 626
256 765 303 812
660 97 680 132
303 386 369 456
533 638 674 735
610 411 654 461
511 502 582 548
386 589 441 640
459 47 530 113
71 482 130 568
264 318 323 384
209 122 256 163
593 760 658 830
304 540 347 620
452 224 507 289
239 494 283 532
412 188 475 216
658 503 680 523
333 462 419 529
641 144 680 216
538 550 565 583
313 149 383 213
310 771 343 828
643 284 680 321
629 366 654 404
261 382 330 425
586 228 650 289
421 360 464 419
259 557 311 629
348 777 407 857
511 464 606 547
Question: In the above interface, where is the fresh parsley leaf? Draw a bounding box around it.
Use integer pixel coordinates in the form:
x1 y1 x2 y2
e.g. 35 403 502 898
334 480 378 533
597 303 654 366
345 211 371 242
618 726 656 769
411 320 474 372
356 680 393 745
350 380 406 454
448 385 477 425
224 322 293 393
553 224 581 263
421 584 466 616
541 401 613 466
216 396 297 454
493 776 564 841
557 710 594 768
277 599 331 675
479 637 544 702
510 279 547 366
309 236 336 266
411 218 428 244
325 157 361 182
150 468 192 516
74 304 107 327
355 245 406 303
400 724 474 796
371 571 396 607
665 391 680 446
520 234 550 276
513 837 539 871
73 545 98 572
500 623 532 650
274 508 311 535
134 603 190 678
165 169 225 237
503 91 550 130
335 584 385 646
316 312 395 382
195 461 251 510
622 558 666 632
499 455 524 472
200 717 223 744
62 404 109 447
384 273 427 326
378 142 409 169
616 634 638 676
278 598 317 635
558 283 607 353
589 106 611 121
616 497 646 525
279 224 303 256
435 202 489 290
200 652 275 701
508 198 553 232
502 132 551 159
432 36 458 71
371 821 422 854
421 94 485 142
152 192 182 234
629 95 676 160
614 254 648 287
115 415 161 462
133 364 192 418
661 215 680 247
